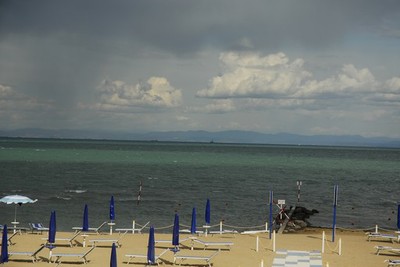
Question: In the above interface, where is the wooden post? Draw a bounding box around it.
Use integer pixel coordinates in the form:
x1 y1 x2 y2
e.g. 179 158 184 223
273 230 276 252
322 231 325 253
256 236 259 252
339 238 342 255
132 220 135 234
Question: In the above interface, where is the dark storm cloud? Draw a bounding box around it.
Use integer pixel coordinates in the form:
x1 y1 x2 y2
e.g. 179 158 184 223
1 0 399 55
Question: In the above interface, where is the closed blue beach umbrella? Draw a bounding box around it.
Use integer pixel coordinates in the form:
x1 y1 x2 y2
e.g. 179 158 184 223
172 213 179 248
190 207 197 234
205 199 211 225
397 204 400 230
83 204 89 232
110 196 115 221
110 242 117 267
147 226 155 265
48 211 56 244
1 225 8 263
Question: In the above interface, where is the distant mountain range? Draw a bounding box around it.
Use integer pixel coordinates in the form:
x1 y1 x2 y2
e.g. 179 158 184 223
1 128 400 147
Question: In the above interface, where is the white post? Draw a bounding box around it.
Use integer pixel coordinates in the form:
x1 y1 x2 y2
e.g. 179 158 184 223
265 222 268 232
132 220 136 234
338 238 342 255
326 263 329 267
220 220 223 234
273 230 276 252
256 236 259 252
322 231 325 254
375 225 378 234
260 259 264 267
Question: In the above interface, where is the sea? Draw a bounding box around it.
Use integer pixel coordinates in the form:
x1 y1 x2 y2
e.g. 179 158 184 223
0 138 399 232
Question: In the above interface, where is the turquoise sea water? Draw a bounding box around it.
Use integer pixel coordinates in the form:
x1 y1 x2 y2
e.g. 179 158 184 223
0 138 399 231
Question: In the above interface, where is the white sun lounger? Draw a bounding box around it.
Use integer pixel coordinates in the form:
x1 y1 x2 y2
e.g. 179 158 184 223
241 229 270 235
51 246 95 265
8 244 46 263
124 248 169 265
180 229 204 235
116 221 150 234
386 259 400 266
72 221 107 234
173 250 219 267
209 229 238 236
89 231 127 247
375 246 400 255
43 231 82 247
193 239 234 250
367 233 399 243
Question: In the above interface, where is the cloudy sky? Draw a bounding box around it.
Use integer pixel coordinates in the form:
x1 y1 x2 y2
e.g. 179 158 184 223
1 0 400 138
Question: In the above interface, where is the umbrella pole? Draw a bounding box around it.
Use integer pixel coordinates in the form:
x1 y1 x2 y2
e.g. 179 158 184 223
13 205 18 234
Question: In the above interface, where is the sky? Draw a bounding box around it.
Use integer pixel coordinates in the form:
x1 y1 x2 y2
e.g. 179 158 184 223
0 0 400 138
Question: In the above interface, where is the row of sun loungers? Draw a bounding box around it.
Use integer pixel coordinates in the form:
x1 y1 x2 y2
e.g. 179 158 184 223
368 231 400 267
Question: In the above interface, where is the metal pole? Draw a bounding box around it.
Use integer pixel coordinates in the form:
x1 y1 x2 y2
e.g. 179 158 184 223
332 185 338 242
297 181 302 203
269 191 273 239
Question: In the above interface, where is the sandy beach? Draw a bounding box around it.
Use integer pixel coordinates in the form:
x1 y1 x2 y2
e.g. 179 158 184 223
3 227 399 267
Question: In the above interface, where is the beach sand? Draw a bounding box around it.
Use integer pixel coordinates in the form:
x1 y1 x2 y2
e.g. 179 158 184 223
3 227 399 266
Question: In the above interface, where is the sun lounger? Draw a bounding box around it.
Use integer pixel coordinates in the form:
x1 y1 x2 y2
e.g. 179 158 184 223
5 231 18 245
180 229 204 235
72 221 107 234
42 231 81 247
124 248 169 265
116 221 150 234
193 239 234 250
8 244 45 263
210 229 238 236
241 229 270 235
375 246 400 255
367 233 399 243
173 250 219 267
89 231 127 247
51 246 95 265
29 223 49 234
386 259 400 266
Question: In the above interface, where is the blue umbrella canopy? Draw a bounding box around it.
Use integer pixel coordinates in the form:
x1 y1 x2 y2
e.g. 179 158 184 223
83 204 89 232
397 204 400 230
110 242 117 267
109 196 115 221
48 211 56 244
147 226 155 265
172 213 179 246
1 225 8 263
205 199 211 225
190 207 197 234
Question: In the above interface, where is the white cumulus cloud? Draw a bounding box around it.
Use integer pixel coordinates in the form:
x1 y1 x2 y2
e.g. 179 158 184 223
197 52 311 98
96 77 182 112
195 51 400 113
